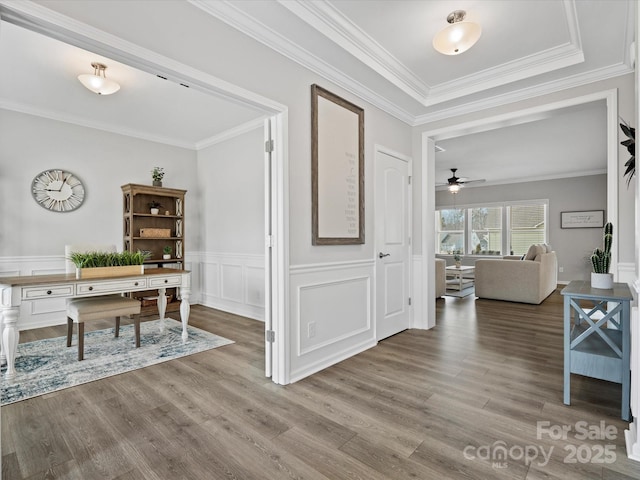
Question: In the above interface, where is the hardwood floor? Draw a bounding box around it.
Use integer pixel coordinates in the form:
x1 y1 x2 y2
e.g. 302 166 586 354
3 289 640 479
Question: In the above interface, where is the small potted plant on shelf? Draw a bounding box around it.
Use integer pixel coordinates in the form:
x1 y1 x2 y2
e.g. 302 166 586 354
151 167 165 187
590 222 614 289
163 245 172 260
148 200 162 215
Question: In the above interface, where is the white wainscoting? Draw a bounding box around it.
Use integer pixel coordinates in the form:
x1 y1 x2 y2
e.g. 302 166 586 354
199 252 265 321
0 254 201 331
289 259 376 382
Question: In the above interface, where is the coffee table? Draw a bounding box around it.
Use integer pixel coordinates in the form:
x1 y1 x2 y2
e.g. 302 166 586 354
445 265 475 297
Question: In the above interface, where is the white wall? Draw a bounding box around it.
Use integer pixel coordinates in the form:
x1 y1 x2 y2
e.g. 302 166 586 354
0 108 200 329
197 126 266 320
33 1 414 383
0 109 199 255
435 175 607 283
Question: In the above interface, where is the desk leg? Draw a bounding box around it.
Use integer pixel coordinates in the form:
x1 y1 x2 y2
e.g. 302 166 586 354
180 285 191 342
564 295 571 405
2 307 20 378
0 309 4 365
157 287 167 333
622 301 631 421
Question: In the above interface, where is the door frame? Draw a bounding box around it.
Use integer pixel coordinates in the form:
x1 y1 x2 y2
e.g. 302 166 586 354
374 144 412 336
0 2 291 384
419 89 619 330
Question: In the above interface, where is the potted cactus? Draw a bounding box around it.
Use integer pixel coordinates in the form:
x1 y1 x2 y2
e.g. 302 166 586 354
590 222 614 289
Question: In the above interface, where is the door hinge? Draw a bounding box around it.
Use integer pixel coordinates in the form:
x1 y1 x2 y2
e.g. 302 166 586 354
266 330 275 343
408 297 412 306
266 235 274 248
408 176 412 185
265 139 274 153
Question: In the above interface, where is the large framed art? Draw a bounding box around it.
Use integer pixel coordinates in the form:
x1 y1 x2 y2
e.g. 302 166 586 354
311 84 364 245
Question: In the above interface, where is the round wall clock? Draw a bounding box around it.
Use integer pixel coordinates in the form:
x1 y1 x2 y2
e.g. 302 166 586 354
31 169 85 212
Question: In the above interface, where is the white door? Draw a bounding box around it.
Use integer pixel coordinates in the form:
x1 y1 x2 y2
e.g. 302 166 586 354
375 149 411 341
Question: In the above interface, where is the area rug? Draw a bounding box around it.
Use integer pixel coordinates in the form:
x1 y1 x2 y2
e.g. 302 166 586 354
1 318 234 405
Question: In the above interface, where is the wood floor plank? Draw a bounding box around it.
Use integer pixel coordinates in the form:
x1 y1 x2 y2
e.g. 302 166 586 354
4 294 640 479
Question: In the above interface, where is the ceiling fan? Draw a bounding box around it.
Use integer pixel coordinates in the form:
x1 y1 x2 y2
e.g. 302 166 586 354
437 168 485 193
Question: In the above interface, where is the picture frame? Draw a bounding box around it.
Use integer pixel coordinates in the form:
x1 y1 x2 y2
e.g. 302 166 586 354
560 210 605 229
311 84 365 245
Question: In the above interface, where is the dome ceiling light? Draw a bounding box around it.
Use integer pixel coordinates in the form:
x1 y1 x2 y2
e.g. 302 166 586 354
77 62 120 95
433 10 482 55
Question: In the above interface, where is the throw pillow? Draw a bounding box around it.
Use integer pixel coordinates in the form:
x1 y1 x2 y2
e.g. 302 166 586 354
524 244 538 261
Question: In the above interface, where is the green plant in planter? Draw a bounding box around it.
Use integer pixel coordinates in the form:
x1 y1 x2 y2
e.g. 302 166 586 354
151 167 165 182
620 120 635 187
68 250 151 268
163 245 172 255
148 200 162 209
590 222 613 274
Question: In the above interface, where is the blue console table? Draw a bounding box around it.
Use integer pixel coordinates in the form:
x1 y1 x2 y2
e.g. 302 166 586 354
561 280 633 420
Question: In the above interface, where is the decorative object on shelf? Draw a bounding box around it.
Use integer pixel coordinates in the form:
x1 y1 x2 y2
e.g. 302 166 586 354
151 167 165 187
77 62 120 95
620 119 635 187
163 245 172 260
31 168 85 212
148 200 162 215
433 10 482 55
453 251 462 268
68 250 150 279
140 228 170 238
590 222 614 289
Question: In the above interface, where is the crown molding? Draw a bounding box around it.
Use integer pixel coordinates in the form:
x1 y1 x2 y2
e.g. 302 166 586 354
277 0 585 107
426 43 584 107
414 63 632 126
1 0 633 139
278 0 428 104
189 0 414 124
0 100 199 149
195 116 266 150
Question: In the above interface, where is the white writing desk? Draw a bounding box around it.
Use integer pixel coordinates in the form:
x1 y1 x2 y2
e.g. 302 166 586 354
0 268 191 378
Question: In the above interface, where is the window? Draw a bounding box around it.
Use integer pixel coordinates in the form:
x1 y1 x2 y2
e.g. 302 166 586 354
435 200 548 256
471 207 502 255
436 208 464 254
509 203 547 255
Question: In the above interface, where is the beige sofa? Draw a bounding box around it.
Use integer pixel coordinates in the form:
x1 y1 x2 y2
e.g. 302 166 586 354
474 251 557 304
435 258 446 298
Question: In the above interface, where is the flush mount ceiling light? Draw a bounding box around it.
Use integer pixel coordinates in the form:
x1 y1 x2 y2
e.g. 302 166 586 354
77 62 120 95
433 10 481 55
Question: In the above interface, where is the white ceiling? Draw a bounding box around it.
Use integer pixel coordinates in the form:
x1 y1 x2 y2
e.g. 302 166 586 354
0 0 633 182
